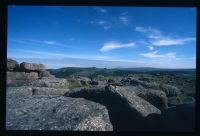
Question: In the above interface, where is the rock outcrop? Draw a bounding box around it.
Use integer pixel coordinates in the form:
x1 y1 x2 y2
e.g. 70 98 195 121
6 95 113 131
106 85 161 117
7 58 19 71
7 59 58 87
65 85 161 117
20 62 45 71
65 85 162 130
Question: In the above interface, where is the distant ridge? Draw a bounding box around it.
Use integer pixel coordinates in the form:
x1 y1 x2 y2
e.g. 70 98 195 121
47 67 195 78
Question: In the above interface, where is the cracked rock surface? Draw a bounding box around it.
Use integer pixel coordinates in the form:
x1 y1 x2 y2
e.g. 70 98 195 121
6 95 113 131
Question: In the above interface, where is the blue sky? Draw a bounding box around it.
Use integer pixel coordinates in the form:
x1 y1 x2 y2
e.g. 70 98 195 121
7 6 196 69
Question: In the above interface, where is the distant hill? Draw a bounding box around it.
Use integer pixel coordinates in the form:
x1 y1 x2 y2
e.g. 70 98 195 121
47 67 195 78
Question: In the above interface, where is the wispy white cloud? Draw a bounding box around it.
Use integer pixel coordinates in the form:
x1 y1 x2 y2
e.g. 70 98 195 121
10 49 114 61
97 20 106 25
43 40 56 45
9 49 195 69
150 37 196 46
147 46 154 50
10 38 72 48
100 42 135 52
135 26 196 46
119 16 129 25
140 50 176 59
91 19 111 30
94 7 107 13
135 26 147 32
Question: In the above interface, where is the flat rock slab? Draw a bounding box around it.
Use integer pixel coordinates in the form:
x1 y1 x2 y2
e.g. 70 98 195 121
32 87 69 95
7 86 33 96
6 95 113 131
30 78 68 88
7 86 69 96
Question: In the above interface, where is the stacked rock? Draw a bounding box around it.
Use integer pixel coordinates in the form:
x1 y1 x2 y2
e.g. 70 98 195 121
7 58 55 86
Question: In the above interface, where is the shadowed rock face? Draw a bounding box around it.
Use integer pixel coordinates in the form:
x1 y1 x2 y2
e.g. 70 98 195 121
64 85 195 131
6 95 113 131
132 85 168 109
145 103 195 131
64 85 161 131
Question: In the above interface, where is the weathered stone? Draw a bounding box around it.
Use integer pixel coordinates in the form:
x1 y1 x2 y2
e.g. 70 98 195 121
106 85 161 117
65 85 161 130
6 95 113 131
7 72 27 86
66 85 161 117
7 58 19 71
159 84 181 97
20 62 45 71
130 85 168 109
7 72 39 86
7 86 33 96
30 78 68 88
32 87 69 95
41 70 55 79
26 72 39 80
128 78 181 97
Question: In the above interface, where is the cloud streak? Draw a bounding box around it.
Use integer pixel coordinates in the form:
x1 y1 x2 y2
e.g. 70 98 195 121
94 7 107 13
119 16 129 25
91 20 111 30
147 46 154 50
100 42 135 52
135 26 147 32
10 39 72 48
140 50 176 59
135 26 195 46
9 49 115 61
150 37 195 46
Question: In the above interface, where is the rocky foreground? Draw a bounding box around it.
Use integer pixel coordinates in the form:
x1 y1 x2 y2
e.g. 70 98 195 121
6 58 195 131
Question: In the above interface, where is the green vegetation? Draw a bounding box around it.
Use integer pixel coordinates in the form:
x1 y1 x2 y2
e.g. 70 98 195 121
68 79 82 89
67 79 93 89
